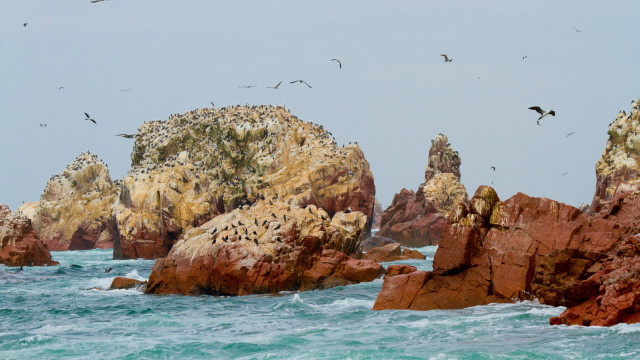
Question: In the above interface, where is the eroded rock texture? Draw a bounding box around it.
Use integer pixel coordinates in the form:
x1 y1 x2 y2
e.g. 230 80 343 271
0 204 58 267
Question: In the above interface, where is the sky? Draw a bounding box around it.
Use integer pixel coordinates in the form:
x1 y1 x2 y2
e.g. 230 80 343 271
1 1 639 211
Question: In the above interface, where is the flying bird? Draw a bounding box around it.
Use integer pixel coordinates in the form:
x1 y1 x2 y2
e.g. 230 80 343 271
441 54 452 63
120 88 132 92
84 112 97 124
238 85 256 88
116 133 135 138
23 23 27 27
105 267 113 273
562 172 569 177
528 106 556 125
330 58 342 69
39 124 47 127
522 56 528 60
91 0 108 3
210 101 215 107
566 131 577 138
490 166 496 171
267 81 282 89
58 86 64 90
572 26 583 33
290 80 312 88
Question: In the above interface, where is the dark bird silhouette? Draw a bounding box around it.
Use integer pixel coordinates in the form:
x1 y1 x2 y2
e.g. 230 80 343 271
239 85 256 88
91 0 108 3
262 220 268 226
212 238 217 244
522 56 528 60
276 236 282 242
222 235 228 242
23 23 28 27
84 112 96 124
566 131 577 138
39 124 47 127
490 166 496 171
120 88 132 92
274 224 281 230
562 172 569 177
308 207 312 214
267 81 282 89
116 133 135 138
271 213 277 218
223 225 228 231
345 207 352 214
330 58 342 69
58 86 64 90
528 106 555 125
238 221 244 226
441 54 452 63
253 231 257 236
254 218 258 226
572 26 583 33
253 239 259 245
105 267 113 274
283 214 287 222
290 80 312 88
210 101 215 107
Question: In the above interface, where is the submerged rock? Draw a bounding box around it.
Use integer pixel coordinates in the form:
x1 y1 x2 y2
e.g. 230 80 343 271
20 152 117 251
114 105 375 259
145 201 383 296
378 134 468 247
0 204 58 267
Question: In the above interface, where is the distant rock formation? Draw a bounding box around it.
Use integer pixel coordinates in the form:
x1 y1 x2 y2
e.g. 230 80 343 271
591 101 640 212
145 201 383 296
378 134 468 247
371 199 383 229
361 243 426 262
113 105 375 259
373 100 640 327
0 204 58 267
20 152 117 251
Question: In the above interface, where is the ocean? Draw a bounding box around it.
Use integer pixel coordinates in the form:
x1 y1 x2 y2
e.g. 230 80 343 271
1 247 639 359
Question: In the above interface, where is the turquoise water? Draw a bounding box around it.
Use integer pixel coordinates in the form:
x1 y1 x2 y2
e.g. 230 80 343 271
1 247 640 359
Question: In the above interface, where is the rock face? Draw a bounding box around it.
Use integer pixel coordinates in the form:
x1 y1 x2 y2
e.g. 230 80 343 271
20 152 117 251
0 204 58 267
145 201 383 296
109 277 147 290
114 105 375 259
591 101 640 212
362 243 426 262
378 134 468 247
371 199 383 229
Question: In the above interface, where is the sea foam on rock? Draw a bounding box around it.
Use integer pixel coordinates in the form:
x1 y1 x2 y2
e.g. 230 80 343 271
378 134 468 247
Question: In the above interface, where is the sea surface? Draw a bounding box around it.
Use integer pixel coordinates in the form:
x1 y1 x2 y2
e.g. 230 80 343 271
1 247 639 359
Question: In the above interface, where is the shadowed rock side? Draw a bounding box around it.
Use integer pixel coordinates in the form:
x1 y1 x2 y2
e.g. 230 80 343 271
19 152 117 251
145 201 383 295
591 99 640 212
378 134 468 247
114 105 375 259
371 199 383 229
0 204 58 267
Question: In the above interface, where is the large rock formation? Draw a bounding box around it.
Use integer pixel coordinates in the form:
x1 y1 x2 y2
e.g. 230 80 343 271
371 199 383 229
378 134 468 247
0 204 58 267
374 100 640 327
145 201 383 295
113 105 375 259
19 152 117 251
591 101 640 212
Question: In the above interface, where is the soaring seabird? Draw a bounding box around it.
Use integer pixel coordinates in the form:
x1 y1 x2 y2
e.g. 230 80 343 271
239 85 256 88
441 54 452 63
289 80 312 88
566 131 577 138
23 23 27 27
84 112 97 124
58 86 64 90
116 133 135 138
522 56 527 60
267 81 282 89
120 88 132 92
490 166 496 171
572 26 583 33
528 106 555 125
210 101 215 107
562 172 569 177
105 267 113 273
330 58 342 69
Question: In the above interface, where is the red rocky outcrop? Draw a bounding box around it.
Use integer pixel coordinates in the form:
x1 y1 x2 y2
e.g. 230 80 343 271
0 204 58 267
362 243 426 263
378 134 468 247
109 277 147 290
145 202 384 296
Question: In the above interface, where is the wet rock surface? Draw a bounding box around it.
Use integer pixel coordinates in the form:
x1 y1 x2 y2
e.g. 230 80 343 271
0 204 58 267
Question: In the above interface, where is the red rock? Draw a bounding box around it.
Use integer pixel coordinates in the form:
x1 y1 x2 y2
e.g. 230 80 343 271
362 243 402 262
0 205 58 267
109 277 147 290
360 235 397 251
378 134 468 247
385 264 417 278
371 199 384 229
402 248 426 260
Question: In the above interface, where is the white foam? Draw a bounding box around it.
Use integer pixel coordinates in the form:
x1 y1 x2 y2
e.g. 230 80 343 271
291 293 304 304
614 323 640 334
307 297 374 312
525 306 563 317
31 324 74 335
88 277 115 290
124 269 148 281
429 354 458 360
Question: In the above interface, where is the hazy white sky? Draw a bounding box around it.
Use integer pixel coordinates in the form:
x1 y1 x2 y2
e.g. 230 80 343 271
1 1 639 211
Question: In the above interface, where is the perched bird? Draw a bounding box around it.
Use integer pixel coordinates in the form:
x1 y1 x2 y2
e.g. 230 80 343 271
308 207 312 214
490 166 496 171
105 267 113 274
528 106 556 125
238 221 244 226
289 80 312 88
345 207 352 214
441 54 452 63
84 112 97 124
212 238 217 244
211 228 217 234
566 131 577 138
239 85 256 88
274 223 281 230
572 26 583 33
116 133 135 138
253 239 259 245
276 236 281 242
254 218 258 226
283 214 287 222
267 81 282 89
262 220 268 226
330 58 342 69
271 213 277 218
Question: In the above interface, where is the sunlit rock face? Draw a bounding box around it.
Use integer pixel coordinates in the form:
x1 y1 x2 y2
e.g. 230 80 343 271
20 152 117 251
591 100 640 212
113 105 375 259
378 134 468 247
145 201 383 296
0 204 58 267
